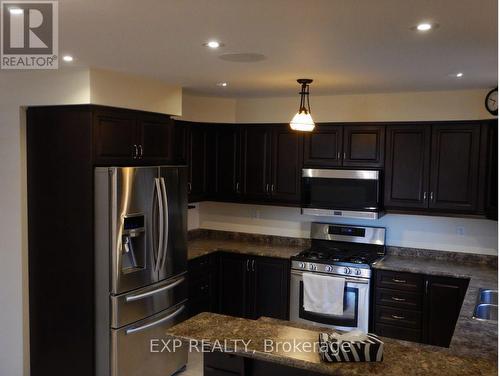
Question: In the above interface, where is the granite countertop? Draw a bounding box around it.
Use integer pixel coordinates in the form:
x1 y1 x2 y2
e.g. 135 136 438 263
166 312 497 375
188 238 305 260
372 255 498 360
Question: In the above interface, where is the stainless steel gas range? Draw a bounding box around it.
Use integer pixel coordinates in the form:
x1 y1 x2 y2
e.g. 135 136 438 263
290 223 386 332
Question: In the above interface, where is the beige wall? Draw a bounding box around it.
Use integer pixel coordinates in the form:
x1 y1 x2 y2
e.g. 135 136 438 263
235 89 494 123
89 68 182 115
177 93 236 123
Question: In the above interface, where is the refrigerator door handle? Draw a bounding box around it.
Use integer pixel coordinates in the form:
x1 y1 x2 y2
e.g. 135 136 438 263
125 304 185 335
154 178 164 274
125 276 186 302
159 177 169 271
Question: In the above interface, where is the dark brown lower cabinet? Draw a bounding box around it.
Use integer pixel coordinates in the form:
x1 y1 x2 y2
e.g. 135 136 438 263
217 253 290 320
373 269 469 347
205 352 323 376
188 254 219 318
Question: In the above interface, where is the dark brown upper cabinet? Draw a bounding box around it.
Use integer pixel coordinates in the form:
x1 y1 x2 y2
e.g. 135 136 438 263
93 110 138 164
187 124 209 202
241 126 272 200
384 125 431 209
138 114 173 163
93 108 174 165
270 127 303 203
486 122 498 220
304 123 385 168
303 124 343 167
343 125 385 167
241 125 302 204
214 125 241 200
385 122 488 214
428 124 481 212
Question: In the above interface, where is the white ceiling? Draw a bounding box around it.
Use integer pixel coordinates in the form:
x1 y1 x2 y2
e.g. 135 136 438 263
60 0 497 97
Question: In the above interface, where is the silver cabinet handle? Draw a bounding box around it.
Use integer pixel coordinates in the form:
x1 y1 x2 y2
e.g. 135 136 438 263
187 182 192 194
133 144 138 159
138 144 143 159
158 177 169 271
392 278 406 283
126 276 185 302
343 152 346 159
126 305 185 335
425 280 429 295
423 192 427 200
430 192 434 202
391 297 406 302
265 183 269 193
271 184 275 193
154 178 164 274
391 315 405 320
251 259 255 272
337 151 340 159
246 259 250 272
235 181 240 193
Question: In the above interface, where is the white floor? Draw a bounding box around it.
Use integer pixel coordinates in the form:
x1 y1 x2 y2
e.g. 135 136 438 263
178 351 203 376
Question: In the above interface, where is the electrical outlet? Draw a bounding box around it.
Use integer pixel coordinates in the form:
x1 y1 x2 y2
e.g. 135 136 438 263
456 226 465 236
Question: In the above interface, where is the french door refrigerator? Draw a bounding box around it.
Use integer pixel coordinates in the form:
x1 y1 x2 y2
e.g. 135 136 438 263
94 166 188 376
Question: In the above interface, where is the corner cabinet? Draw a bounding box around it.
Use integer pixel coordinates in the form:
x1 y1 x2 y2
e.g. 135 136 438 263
93 107 174 165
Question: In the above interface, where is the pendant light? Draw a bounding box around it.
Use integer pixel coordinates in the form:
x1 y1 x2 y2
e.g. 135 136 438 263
290 79 315 131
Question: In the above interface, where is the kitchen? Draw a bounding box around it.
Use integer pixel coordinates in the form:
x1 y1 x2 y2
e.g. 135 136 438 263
0 1 498 376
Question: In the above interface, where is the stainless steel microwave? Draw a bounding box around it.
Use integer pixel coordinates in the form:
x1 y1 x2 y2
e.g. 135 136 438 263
301 169 383 220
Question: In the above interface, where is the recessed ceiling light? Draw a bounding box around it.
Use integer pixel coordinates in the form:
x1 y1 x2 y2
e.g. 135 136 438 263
9 8 23 15
62 55 74 62
456 72 464 78
216 82 228 87
204 40 223 49
416 23 433 31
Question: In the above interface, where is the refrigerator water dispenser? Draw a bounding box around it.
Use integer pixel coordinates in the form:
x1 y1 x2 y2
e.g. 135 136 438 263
121 214 145 271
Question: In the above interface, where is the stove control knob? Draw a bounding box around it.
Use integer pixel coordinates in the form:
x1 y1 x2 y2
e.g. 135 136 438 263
344 267 351 275
325 265 333 272
309 264 317 271
299 262 305 269
354 268 362 276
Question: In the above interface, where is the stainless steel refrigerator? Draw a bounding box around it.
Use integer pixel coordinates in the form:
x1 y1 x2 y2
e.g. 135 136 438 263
94 166 188 376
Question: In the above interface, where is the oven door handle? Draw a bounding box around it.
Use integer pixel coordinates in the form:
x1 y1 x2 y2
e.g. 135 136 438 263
290 270 370 284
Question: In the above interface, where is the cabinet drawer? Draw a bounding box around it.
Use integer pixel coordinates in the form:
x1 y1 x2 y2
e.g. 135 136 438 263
205 352 244 373
375 305 422 329
375 270 423 292
375 288 422 311
374 322 422 343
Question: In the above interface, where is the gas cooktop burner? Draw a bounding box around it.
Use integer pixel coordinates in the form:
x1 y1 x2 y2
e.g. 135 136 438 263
293 248 382 267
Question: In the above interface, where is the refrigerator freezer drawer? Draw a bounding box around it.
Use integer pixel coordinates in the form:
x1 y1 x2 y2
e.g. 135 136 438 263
111 302 188 376
111 274 187 328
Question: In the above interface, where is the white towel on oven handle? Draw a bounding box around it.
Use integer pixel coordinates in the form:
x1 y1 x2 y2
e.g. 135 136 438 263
303 272 345 315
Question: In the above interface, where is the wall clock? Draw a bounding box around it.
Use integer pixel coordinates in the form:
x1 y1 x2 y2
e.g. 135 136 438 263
485 87 498 116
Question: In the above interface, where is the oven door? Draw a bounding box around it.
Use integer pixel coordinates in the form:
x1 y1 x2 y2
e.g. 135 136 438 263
301 169 381 213
290 270 370 332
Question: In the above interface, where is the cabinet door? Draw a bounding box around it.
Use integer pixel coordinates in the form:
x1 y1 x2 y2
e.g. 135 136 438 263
486 121 498 219
343 125 385 167
384 125 431 209
173 121 189 164
93 110 138 164
188 125 207 202
242 126 271 199
303 124 343 167
424 276 468 347
429 124 481 212
248 257 289 320
270 126 302 203
218 253 248 318
215 126 241 199
138 114 173 163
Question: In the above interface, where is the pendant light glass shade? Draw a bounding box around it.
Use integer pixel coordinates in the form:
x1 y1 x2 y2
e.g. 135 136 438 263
290 110 315 131
290 79 315 132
